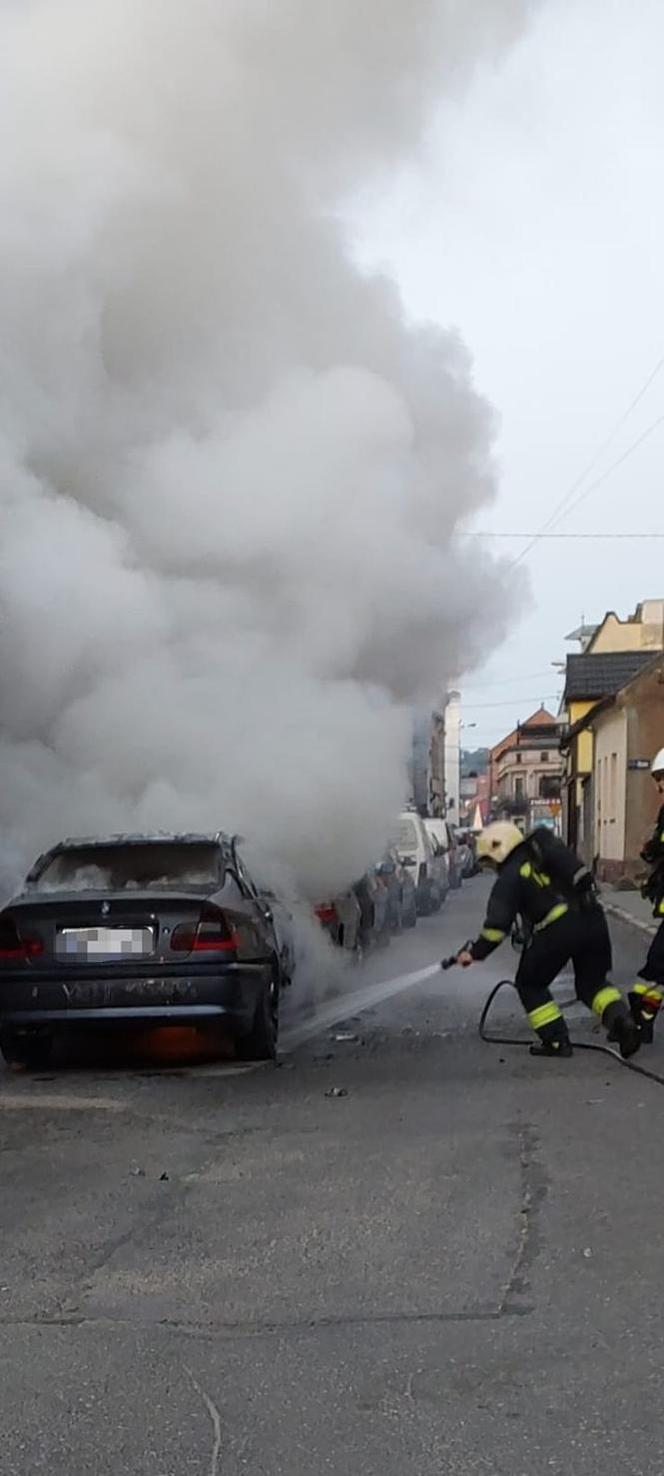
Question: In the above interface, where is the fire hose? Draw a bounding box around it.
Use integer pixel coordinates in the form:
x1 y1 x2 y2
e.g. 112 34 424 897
441 953 664 1088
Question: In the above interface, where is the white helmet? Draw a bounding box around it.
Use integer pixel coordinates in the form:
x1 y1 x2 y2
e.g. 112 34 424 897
652 749 664 777
476 822 524 868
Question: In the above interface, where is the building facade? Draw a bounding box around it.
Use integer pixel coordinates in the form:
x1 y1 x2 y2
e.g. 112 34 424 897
443 690 461 822
411 707 446 817
567 658 664 879
490 708 562 830
560 649 660 861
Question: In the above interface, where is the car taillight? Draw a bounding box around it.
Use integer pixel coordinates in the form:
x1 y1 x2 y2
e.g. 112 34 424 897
315 903 337 926
170 905 238 955
0 914 43 962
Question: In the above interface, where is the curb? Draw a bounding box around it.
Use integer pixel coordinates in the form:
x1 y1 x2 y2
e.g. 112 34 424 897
603 900 657 938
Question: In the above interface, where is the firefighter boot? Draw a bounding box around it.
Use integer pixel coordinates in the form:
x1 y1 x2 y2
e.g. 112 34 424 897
605 1001 641 1059
529 1018 573 1058
629 984 663 1045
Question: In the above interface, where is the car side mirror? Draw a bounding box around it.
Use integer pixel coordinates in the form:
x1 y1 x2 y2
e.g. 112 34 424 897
402 855 416 868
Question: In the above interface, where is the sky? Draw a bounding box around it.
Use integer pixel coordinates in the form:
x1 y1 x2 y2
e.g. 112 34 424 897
355 0 664 748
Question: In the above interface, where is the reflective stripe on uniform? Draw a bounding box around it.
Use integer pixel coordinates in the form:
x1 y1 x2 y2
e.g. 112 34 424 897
633 981 664 1008
481 927 506 943
658 899 664 915
533 902 569 932
573 866 590 886
528 1001 562 1031
591 985 621 1018
520 861 550 887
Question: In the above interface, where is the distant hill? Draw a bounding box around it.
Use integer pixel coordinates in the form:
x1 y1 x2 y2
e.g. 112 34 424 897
461 747 489 777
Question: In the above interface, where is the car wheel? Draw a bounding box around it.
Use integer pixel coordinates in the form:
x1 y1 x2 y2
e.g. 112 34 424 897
0 1028 54 1071
236 975 279 1062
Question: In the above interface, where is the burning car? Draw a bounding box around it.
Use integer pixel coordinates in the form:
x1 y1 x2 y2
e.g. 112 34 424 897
0 832 292 1068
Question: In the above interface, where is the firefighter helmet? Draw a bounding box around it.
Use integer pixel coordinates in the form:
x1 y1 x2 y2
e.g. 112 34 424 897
652 750 664 777
476 821 524 868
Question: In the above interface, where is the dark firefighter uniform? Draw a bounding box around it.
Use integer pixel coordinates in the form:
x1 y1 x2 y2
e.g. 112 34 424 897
470 833 637 1057
630 802 664 1041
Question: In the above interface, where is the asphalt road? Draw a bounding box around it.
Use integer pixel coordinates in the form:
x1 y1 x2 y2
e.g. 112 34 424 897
1 880 663 1475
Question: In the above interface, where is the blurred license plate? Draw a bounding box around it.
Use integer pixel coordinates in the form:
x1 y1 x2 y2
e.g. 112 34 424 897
57 927 154 959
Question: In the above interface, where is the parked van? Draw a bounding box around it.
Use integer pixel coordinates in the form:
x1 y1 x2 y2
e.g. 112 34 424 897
424 818 462 891
391 811 442 915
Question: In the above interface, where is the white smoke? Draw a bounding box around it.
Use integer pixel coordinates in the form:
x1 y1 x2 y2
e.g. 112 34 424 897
0 0 531 899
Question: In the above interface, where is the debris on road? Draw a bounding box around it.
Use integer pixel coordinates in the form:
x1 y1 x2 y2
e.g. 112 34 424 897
160 1172 170 1181
325 1087 348 1098
129 1166 145 1177
334 1032 358 1043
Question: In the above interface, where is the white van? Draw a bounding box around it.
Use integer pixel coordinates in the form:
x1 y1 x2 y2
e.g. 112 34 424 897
391 811 442 915
423 819 452 898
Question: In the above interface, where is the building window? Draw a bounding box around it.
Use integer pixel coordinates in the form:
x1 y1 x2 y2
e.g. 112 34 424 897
540 752 549 763
609 753 617 816
539 774 560 799
515 752 522 764
514 776 525 800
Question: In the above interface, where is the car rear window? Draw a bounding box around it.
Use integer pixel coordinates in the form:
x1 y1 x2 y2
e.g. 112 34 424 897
391 818 420 852
31 843 221 893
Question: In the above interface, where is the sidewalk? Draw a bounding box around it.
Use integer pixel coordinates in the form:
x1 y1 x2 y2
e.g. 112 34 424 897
601 883 657 936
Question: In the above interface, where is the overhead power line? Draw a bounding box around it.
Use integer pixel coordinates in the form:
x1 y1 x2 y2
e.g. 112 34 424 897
472 540 664 546
464 668 559 688
464 694 561 710
507 352 664 568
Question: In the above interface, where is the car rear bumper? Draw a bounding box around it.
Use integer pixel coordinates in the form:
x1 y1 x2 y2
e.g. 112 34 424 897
0 965 265 1033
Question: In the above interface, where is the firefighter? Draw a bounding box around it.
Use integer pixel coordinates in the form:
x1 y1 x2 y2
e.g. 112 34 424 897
451 821 640 1059
629 749 664 1042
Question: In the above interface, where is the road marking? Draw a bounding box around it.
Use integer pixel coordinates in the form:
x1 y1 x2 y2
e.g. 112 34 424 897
0 1093 126 1111
127 1062 261 1080
185 1366 223 1476
280 962 443 1051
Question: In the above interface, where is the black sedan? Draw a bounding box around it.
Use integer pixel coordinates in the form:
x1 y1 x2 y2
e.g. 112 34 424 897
0 832 292 1068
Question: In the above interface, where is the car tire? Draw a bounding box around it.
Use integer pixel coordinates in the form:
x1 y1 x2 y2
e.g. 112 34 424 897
0 1028 54 1071
404 901 417 929
236 975 279 1062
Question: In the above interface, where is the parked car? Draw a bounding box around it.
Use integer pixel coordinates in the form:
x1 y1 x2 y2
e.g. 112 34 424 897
454 829 478 879
376 848 418 931
0 832 290 1068
422 819 451 902
354 870 391 953
314 887 362 953
390 811 441 915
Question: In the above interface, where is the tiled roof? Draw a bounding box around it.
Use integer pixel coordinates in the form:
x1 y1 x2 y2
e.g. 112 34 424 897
564 651 655 700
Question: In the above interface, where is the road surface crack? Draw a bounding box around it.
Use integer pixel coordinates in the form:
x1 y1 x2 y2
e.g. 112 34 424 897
185 1366 223 1476
499 1122 547 1314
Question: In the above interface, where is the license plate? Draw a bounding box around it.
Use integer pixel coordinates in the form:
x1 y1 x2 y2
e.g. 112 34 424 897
57 926 155 959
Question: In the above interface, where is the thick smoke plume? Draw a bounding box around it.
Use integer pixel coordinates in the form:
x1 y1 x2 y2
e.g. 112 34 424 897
0 0 530 898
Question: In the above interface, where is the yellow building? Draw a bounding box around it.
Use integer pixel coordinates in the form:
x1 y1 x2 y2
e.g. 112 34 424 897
586 600 664 656
561 652 656 861
562 658 664 879
559 601 664 860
